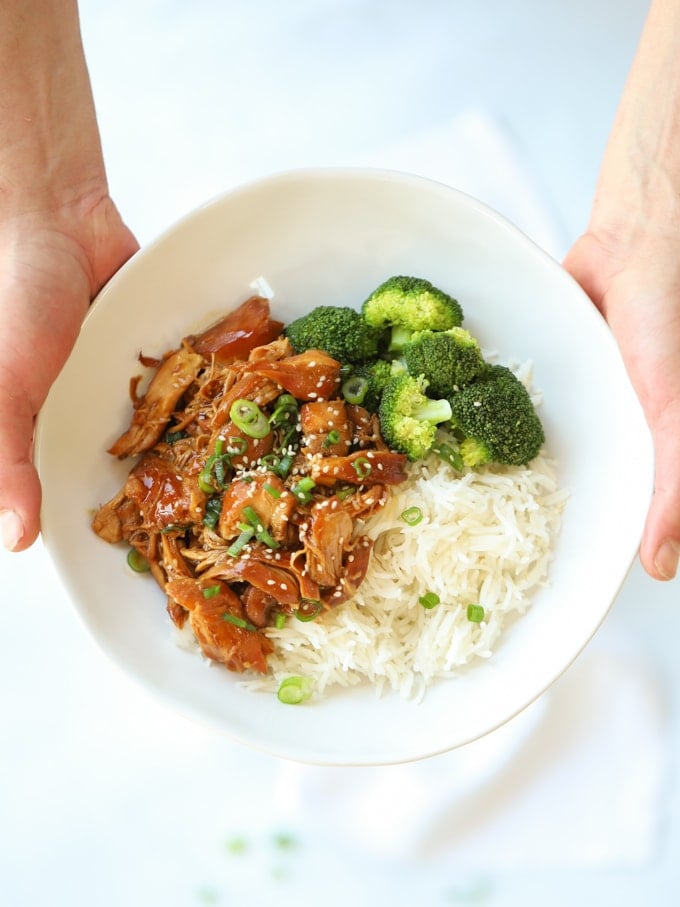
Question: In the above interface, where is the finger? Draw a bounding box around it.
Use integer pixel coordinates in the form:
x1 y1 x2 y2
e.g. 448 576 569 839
639 403 680 580
0 368 41 551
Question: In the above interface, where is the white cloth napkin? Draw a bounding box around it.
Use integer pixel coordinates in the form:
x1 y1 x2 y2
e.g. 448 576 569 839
279 638 665 870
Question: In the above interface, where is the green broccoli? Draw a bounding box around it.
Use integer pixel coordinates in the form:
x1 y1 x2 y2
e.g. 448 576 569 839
284 305 388 363
342 358 393 412
378 374 453 461
403 327 486 397
449 365 545 467
362 276 464 350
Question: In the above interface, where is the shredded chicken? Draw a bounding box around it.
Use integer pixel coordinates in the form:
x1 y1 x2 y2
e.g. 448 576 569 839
92 296 408 675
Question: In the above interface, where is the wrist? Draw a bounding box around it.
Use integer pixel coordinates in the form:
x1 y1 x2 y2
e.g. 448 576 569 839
0 1 107 217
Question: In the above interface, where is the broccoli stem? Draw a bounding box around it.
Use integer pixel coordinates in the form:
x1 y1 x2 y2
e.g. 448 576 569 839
414 398 452 424
388 325 415 352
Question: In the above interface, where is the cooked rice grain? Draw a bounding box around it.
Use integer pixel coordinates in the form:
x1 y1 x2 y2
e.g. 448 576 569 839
240 451 567 701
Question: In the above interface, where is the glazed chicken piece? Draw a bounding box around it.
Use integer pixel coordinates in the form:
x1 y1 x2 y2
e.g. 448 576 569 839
165 576 273 673
190 296 284 363
320 536 374 607
210 371 281 433
109 346 204 458
124 453 207 530
299 400 352 456
247 349 341 401
301 500 354 587
217 473 294 543
310 449 408 487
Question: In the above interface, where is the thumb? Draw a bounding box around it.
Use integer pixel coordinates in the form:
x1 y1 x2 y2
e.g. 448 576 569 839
640 403 680 580
0 364 41 551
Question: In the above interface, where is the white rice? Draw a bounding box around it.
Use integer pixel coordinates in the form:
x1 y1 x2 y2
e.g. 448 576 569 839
239 447 567 702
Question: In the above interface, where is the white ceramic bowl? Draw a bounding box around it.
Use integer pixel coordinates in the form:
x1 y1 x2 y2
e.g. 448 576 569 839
35 168 653 765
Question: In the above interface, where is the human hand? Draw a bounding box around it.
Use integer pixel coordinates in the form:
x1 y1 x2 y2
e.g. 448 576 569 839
0 195 138 551
564 228 680 581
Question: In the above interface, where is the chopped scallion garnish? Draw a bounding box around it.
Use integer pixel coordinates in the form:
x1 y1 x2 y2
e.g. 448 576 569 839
295 600 323 622
352 457 372 480
229 399 270 439
202 584 222 599
277 675 313 705
467 604 485 623
419 591 440 609
126 548 150 573
291 476 316 504
433 441 464 472
222 612 258 632
341 375 368 405
323 429 341 447
203 496 222 530
164 429 188 444
400 506 423 526
227 526 255 556
269 394 298 427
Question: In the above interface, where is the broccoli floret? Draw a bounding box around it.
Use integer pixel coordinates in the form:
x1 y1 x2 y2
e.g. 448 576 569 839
284 305 387 363
343 359 393 412
362 277 464 344
449 365 545 467
378 374 453 461
403 327 486 397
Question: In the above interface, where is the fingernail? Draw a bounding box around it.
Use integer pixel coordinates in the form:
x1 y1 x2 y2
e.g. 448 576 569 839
655 539 680 580
0 509 24 551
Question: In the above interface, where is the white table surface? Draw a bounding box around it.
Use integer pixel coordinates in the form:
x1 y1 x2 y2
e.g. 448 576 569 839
2 2 679 905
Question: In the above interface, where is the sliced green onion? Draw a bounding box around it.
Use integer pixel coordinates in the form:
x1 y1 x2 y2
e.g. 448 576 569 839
433 441 464 471
269 393 298 426
295 599 323 622
277 675 313 705
419 591 440 610
227 526 255 556
240 506 279 549
230 399 270 439
241 506 261 527
203 496 222 530
222 612 258 632
341 375 368 405
160 523 190 535
275 452 295 478
198 469 218 494
352 457 372 480
336 485 355 501
127 548 150 573
198 438 232 493
273 612 287 630
467 603 485 623
164 429 188 444
225 436 248 455
257 525 279 549
291 476 316 504
323 429 341 448
400 506 423 526
202 584 222 599
264 483 282 499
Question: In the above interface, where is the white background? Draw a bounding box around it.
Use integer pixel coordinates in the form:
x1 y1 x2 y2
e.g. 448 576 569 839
2 2 679 905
